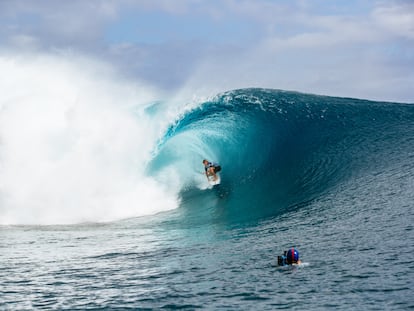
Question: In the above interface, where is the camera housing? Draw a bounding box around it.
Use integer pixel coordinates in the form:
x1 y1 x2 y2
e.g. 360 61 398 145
277 255 287 266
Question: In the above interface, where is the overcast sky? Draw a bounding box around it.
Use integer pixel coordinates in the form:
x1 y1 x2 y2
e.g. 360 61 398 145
1 0 413 102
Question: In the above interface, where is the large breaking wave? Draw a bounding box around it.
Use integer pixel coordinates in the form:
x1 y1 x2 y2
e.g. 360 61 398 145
1 54 413 225
149 89 414 224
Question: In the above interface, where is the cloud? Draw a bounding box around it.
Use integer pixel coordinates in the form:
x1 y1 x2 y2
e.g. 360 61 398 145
176 1 414 102
8 34 39 49
0 0 413 102
373 2 414 39
0 0 118 49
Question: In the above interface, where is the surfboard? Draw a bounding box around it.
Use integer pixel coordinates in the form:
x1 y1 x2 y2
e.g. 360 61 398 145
208 174 221 186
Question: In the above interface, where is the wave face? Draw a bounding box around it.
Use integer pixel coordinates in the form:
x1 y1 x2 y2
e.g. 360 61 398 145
149 88 414 224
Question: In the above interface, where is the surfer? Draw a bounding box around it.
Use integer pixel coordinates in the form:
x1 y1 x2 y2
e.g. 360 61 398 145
203 159 221 181
277 248 302 266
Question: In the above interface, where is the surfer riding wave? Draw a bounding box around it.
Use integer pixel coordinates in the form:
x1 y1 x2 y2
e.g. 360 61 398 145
203 159 221 182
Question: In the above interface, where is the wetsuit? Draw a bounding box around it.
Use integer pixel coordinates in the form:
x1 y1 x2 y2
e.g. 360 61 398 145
205 162 221 173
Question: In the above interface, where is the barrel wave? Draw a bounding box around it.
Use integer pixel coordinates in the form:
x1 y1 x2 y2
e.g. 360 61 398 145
149 88 414 224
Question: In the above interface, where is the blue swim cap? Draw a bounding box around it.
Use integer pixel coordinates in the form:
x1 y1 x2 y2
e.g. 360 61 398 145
286 248 299 264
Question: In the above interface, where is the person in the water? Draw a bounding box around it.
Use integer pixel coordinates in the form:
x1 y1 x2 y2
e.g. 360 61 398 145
277 248 302 266
203 159 221 181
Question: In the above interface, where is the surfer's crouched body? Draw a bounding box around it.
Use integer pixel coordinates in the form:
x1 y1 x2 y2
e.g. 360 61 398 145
203 159 221 181
277 248 301 266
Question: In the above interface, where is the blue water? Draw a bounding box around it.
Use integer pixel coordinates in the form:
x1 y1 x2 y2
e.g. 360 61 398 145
1 89 414 309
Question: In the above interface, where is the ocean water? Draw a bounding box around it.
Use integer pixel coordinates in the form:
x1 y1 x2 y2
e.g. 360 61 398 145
1 86 414 310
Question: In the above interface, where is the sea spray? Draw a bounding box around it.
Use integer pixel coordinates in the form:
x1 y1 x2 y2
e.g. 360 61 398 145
0 53 179 225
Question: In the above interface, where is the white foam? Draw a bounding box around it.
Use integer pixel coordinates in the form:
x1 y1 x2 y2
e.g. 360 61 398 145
0 52 179 225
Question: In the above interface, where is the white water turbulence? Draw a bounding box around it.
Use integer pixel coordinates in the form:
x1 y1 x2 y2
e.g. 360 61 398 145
0 53 179 225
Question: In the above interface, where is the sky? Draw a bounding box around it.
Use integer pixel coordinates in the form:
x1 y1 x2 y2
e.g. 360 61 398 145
0 0 413 102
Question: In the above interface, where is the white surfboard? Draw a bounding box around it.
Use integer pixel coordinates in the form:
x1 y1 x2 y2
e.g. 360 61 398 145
208 174 221 186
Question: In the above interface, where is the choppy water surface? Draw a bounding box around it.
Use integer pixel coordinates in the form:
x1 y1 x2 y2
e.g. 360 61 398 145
1 168 413 310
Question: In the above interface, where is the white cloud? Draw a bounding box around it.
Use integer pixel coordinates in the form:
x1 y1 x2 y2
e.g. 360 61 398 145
175 0 414 102
0 0 413 102
373 2 414 39
0 0 119 49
